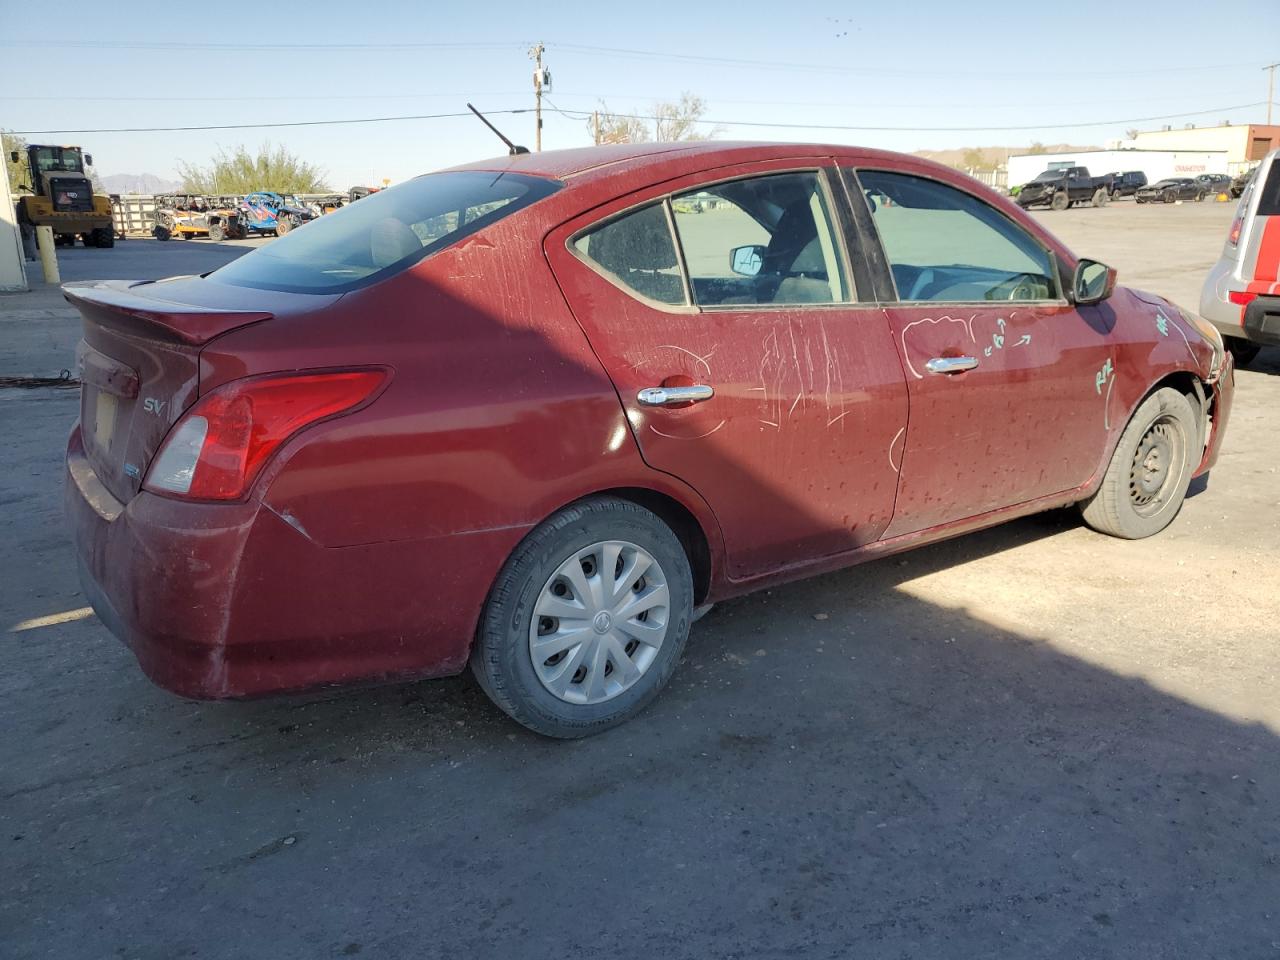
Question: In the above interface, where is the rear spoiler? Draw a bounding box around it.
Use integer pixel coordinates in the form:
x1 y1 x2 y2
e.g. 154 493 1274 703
63 280 273 346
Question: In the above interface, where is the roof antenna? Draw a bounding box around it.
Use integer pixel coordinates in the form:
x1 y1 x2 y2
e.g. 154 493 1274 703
467 103 530 156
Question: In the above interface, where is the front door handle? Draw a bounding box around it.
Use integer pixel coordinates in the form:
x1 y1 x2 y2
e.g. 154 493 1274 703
637 384 715 406
925 356 979 375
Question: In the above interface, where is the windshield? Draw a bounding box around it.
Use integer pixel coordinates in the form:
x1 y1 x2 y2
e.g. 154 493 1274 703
1032 171 1062 182
32 146 84 174
209 171 560 294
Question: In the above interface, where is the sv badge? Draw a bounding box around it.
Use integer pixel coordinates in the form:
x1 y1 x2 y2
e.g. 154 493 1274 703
143 398 168 416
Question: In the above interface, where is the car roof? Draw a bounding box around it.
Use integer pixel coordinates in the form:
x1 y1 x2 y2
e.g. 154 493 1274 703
443 140 937 185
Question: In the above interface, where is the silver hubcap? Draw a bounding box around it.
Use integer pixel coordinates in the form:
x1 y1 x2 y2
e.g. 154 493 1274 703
529 540 669 705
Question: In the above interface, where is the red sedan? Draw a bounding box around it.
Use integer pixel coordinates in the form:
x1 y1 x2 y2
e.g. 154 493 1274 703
65 142 1233 737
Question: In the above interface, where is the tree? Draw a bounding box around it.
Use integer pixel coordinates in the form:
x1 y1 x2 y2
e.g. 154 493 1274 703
178 143 329 194
4 131 28 193
961 147 988 171
1027 141 1049 155
589 92 719 145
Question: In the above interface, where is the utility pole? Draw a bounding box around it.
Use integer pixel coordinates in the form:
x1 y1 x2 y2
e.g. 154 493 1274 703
592 110 601 146
1267 62 1279 126
529 42 547 152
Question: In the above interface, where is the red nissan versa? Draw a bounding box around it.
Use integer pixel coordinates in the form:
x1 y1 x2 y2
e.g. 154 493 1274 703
65 142 1233 737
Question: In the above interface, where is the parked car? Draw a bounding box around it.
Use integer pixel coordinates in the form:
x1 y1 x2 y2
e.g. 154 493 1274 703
1231 168 1257 199
1135 178 1205 203
1196 173 1233 197
1105 171 1148 200
237 190 317 236
64 142 1233 737
1199 148 1280 368
1016 166 1111 210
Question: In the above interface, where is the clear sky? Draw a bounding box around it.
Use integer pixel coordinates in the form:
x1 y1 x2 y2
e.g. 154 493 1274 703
3 0 1276 188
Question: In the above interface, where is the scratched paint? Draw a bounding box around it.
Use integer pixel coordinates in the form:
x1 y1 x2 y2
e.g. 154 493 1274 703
1154 311 1170 337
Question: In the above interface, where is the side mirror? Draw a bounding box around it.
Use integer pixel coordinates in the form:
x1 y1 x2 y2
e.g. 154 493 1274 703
730 244 765 277
84 154 93 167
1073 259 1116 305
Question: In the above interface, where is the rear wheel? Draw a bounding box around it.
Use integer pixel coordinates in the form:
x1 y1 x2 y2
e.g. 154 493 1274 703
1080 387 1198 539
471 497 694 738
208 221 225 242
1196 191 1206 202
1225 336 1261 368
152 224 171 241
1092 187 1109 207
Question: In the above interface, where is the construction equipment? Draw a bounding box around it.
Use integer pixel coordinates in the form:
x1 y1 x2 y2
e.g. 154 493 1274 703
11 144 115 247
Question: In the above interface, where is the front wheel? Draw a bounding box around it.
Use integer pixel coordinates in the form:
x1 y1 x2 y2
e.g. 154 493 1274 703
208 221 225 242
1080 387 1199 539
1092 187 1109 207
1111 188 1123 201
275 216 292 236
471 497 694 738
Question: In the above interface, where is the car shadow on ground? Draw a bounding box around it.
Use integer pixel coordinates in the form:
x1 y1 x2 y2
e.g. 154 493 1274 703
8 503 1279 958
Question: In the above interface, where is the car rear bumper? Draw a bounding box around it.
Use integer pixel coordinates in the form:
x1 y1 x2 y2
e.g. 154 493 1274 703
66 425 515 699
1243 295 1280 346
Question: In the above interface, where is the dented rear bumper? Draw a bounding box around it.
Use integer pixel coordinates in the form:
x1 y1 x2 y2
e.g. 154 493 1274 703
66 425 503 699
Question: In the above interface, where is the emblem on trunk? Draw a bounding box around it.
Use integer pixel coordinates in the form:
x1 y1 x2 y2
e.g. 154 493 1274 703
143 398 168 416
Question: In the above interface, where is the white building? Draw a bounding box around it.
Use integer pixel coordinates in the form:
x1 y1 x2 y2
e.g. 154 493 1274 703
1007 149 1229 190
1123 123 1280 173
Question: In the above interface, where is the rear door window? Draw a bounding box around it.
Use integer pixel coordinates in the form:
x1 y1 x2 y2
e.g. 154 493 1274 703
857 169 1058 303
208 171 560 294
669 172 849 307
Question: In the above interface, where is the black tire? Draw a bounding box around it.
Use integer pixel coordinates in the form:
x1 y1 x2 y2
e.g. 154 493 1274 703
1225 336 1261 368
1092 187 1109 207
275 216 292 236
1164 189 1176 203
208 221 225 242
1080 387 1199 539
91 227 114 248
470 497 694 738
1136 197 1147 204
1051 191 1069 212
1196 191 1206 202
1111 188 1122 201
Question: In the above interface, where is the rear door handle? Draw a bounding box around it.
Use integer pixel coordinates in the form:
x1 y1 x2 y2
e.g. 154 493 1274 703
925 356 979 375
637 384 715 406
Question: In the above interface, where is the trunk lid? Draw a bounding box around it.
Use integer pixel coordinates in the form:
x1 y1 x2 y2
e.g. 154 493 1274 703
64 277 278 504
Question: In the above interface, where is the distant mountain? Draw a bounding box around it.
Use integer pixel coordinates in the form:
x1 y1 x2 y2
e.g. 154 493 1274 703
99 173 182 195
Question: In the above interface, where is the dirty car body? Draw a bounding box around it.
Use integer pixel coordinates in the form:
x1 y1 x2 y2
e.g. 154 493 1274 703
64 141 1233 735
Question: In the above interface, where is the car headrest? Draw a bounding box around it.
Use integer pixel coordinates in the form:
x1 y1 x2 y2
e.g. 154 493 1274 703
370 218 422 268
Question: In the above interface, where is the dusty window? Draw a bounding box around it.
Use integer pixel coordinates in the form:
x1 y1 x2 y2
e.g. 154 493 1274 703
573 203 686 306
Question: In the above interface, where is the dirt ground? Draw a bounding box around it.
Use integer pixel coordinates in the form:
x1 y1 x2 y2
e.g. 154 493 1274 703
2 202 1278 959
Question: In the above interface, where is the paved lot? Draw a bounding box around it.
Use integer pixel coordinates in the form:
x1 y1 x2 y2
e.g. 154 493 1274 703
3 205 1279 959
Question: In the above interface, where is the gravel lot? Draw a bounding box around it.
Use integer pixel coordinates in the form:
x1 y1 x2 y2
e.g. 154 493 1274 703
2 202 1278 959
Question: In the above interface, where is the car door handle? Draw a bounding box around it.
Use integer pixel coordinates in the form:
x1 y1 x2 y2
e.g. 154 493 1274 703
637 384 715 406
925 356 979 375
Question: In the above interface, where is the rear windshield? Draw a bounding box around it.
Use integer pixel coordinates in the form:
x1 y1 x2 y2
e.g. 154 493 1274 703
208 170 560 294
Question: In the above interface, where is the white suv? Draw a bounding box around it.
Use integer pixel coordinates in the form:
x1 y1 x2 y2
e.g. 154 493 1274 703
1199 149 1280 368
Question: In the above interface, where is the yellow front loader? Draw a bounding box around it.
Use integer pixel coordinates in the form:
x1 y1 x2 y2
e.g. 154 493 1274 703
12 144 115 247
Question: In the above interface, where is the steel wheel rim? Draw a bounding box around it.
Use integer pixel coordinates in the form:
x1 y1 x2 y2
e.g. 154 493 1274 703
1128 415 1185 517
529 539 669 705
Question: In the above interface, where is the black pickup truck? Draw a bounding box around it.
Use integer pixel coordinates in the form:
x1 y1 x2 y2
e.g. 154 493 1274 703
1016 166 1111 210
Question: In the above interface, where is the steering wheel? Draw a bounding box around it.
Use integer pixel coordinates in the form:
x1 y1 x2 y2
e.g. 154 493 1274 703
905 267 935 300
988 273 1042 301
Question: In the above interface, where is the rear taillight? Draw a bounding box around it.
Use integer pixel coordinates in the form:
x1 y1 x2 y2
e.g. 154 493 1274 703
1228 290 1257 307
144 369 387 500
1228 215 1243 246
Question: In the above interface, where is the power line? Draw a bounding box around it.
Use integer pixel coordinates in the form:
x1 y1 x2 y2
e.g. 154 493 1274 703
548 100 1271 134
0 39 525 52
13 99 1270 138
550 43 1264 79
10 108 530 136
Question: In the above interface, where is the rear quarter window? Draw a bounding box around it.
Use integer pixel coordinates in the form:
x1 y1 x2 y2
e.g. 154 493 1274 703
208 171 560 294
